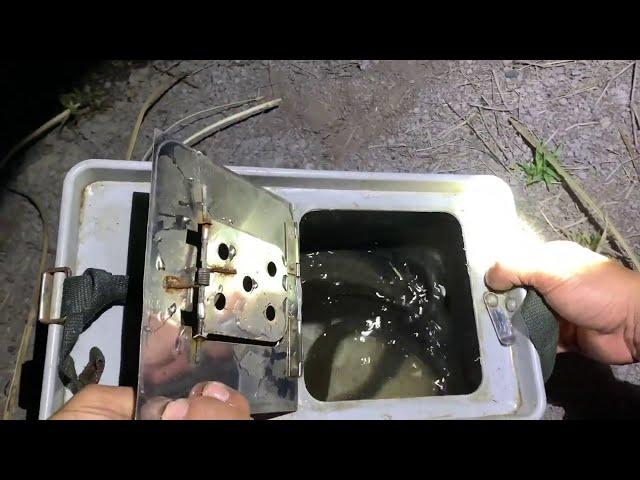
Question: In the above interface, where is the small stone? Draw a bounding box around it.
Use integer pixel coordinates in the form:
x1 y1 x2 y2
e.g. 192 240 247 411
505 69 518 79
558 98 568 106
600 116 611 129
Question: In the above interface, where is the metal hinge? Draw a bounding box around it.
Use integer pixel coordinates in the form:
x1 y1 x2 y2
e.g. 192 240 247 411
483 291 517 346
38 267 72 325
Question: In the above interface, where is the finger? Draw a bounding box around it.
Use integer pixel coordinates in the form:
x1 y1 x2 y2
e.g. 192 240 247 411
51 385 135 420
138 396 172 420
161 396 251 420
184 396 251 420
189 381 250 413
485 240 608 293
163 382 251 420
485 260 531 291
73 384 135 418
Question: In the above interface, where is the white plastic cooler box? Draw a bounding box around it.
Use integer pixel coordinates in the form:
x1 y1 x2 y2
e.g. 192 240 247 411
39 158 547 420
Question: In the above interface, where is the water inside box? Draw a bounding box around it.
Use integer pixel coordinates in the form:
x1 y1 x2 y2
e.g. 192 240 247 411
300 210 482 402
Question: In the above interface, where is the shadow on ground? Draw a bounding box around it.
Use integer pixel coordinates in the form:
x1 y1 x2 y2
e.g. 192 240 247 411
546 352 640 419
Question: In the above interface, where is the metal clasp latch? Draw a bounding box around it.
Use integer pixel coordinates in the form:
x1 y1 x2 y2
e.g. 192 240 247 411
483 291 517 346
38 267 72 325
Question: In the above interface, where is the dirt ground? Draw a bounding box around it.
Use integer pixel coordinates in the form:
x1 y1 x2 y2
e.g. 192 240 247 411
2 60 640 419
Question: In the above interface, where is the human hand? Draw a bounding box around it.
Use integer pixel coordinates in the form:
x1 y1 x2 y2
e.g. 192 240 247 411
485 240 640 365
50 381 251 420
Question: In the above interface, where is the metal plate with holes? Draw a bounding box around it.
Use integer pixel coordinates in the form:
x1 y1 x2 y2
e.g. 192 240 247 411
202 219 288 341
135 139 299 417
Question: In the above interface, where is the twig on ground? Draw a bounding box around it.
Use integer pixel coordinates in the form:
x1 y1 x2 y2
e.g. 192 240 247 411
625 183 636 200
509 116 640 271
369 144 409 149
436 166 468 173
126 62 217 160
438 111 478 139
631 61 638 149
460 145 499 175
561 217 588 230
546 85 598 103
476 107 510 166
291 63 320 79
140 97 265 162
165 97 264 135
1 106 79 171
183 99 282 147
595 61 635 107
565 121 600 132
447 102 509 172
632 105 640 148
125 74 189 160
2 189 48 420
0 292 9 311
469 103 515 112
539 208 562 236
514 60 576 69
604 158 634 183
152 63 198 88
155 61 182 74
492 69 512 110
564 165 592 171
545 121 599 147
618 126 640 177
540 192 563 205
415 138 461 155
596 215 609 253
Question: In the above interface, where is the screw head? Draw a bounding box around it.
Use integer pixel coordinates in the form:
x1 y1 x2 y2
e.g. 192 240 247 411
484 292 499 308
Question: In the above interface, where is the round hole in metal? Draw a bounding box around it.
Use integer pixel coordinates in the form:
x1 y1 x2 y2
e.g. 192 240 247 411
218 243 230 260
265 305 275 321
214 293 226 310
267 261 277 277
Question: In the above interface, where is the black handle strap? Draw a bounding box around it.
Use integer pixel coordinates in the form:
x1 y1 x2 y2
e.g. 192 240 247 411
59 268 128 393
512 289 559 383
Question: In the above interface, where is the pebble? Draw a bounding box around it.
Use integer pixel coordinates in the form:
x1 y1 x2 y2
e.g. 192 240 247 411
505 69 518 79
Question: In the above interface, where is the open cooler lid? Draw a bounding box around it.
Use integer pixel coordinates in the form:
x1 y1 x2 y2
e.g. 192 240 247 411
135 138 301 418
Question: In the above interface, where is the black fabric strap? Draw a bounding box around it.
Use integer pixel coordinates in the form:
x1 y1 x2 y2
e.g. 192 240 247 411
513 289 559 383
59 268 128 393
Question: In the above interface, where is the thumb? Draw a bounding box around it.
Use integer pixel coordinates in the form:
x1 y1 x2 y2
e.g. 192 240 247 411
485 258 534 291
484 240 608 293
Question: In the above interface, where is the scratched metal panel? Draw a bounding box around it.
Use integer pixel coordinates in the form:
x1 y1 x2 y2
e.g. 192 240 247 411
135 141 297 417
